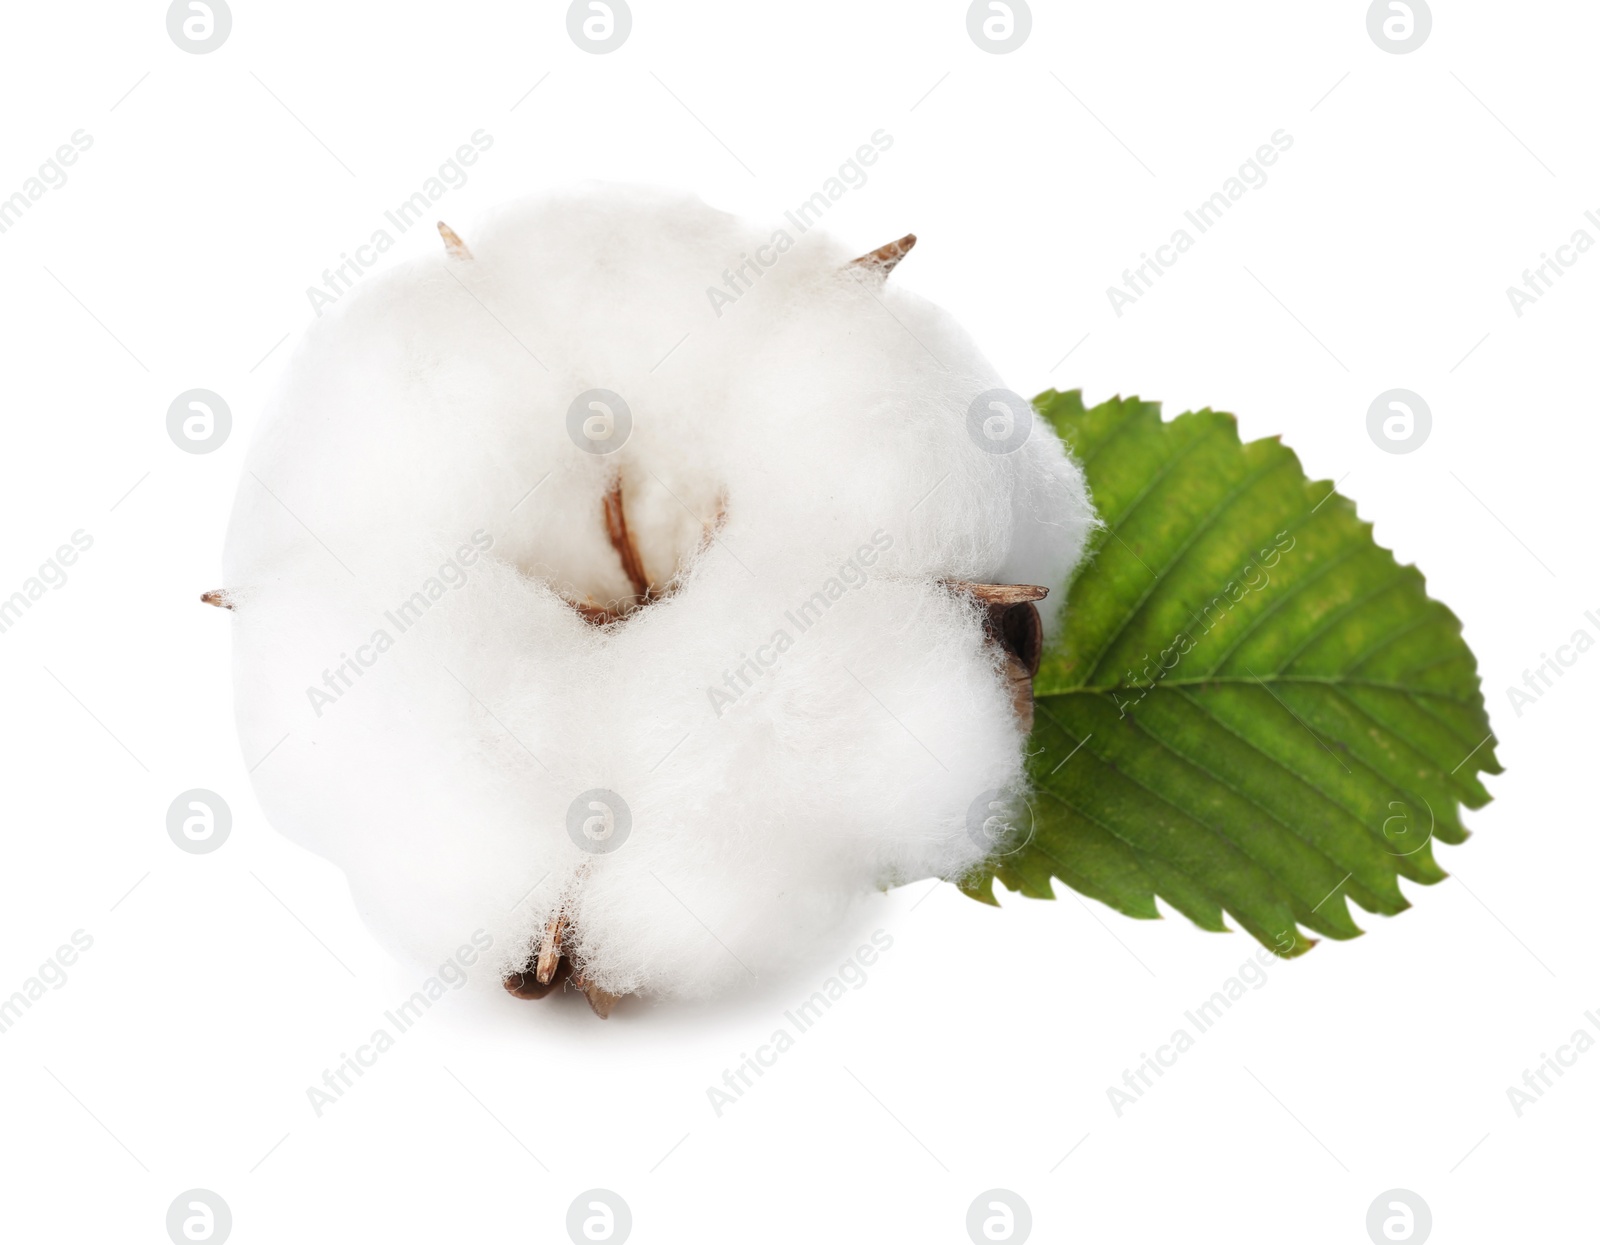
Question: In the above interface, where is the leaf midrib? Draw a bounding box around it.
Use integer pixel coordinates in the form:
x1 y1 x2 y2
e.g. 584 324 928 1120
1039 675 1478 703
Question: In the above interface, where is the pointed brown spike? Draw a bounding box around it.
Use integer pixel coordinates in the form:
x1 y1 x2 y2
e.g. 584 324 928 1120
848 233 916 277
581 980 622 1019
566 964 624 1019
200 590 234 610
535 912 566 985
437 221 472 261
945 581 1048 607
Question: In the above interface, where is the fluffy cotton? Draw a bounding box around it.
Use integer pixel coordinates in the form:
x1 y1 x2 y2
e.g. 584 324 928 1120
222 184 1096 1001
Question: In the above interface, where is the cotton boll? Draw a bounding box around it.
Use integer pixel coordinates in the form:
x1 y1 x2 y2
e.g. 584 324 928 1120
222 184 1096 1004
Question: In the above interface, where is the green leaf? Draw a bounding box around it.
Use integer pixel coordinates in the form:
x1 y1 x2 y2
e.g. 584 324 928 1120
968 390 1501 957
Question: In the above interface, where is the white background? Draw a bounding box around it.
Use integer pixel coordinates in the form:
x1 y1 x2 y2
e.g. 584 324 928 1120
0 1 1595 1241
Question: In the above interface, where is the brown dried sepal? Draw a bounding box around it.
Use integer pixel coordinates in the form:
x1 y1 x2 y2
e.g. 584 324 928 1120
503 954 572 999
502 953 623 1018
568 480 729 628
847 233 916 278
945 582 1048 609
437 221 473 261
570 598 624 626
571 969 623 1019
200 590 234 610
602 473 651 604
947 581 1048 733
535 911 566 984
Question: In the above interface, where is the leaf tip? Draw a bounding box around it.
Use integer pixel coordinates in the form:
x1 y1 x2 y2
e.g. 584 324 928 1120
956 871 1001 906
1275 928 1319 959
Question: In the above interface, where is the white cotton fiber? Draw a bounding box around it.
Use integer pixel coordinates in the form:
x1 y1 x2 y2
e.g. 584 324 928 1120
222 184 1096 1002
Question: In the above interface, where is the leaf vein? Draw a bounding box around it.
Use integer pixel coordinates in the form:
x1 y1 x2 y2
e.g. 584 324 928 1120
1082 455 1298 685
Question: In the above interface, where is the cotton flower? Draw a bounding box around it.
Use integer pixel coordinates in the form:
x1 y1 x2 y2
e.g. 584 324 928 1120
216 185 1096 1011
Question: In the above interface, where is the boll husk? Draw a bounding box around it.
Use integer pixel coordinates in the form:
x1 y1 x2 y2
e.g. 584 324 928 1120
219 185 1096 1007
